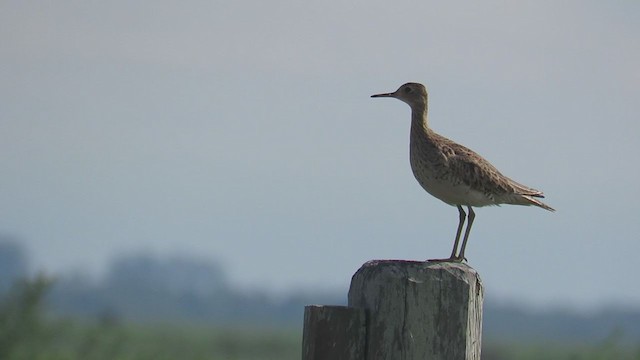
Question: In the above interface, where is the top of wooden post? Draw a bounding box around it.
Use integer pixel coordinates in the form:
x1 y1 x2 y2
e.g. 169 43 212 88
351 259 480 280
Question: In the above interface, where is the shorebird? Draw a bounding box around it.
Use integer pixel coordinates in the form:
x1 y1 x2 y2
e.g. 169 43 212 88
372 82 554 262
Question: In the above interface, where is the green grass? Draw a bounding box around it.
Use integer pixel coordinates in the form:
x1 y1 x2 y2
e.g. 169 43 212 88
5 313 301 360
0 276 300 360
484 339 640 360
42 320 301 360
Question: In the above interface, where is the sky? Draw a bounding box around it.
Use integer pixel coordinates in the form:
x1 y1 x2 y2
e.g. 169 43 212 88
1 1 639 311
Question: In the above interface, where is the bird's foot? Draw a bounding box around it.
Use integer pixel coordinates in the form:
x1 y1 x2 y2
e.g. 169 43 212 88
427 256 466 263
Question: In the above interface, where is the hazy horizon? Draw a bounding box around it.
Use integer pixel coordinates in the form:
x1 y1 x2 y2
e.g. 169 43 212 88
2 1 639 311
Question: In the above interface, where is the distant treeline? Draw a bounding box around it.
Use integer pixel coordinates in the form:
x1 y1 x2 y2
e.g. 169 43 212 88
47 253 341 326
2 238 640 343
0 238 341 326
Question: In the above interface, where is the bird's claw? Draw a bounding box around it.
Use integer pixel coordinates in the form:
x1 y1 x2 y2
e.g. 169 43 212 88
427 256 466 263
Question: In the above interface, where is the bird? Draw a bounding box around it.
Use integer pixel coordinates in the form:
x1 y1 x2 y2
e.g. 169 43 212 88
371 82 554 262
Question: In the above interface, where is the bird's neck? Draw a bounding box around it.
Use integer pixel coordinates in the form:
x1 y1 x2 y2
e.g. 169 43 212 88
410 105 429 133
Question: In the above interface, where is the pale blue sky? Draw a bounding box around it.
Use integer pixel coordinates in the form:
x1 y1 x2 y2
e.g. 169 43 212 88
1 1 639 310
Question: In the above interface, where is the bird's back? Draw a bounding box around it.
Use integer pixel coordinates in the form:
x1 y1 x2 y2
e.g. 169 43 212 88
409 121 554 211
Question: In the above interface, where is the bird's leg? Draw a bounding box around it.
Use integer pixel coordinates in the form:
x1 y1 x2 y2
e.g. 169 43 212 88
428 205 466 262
450 205 466 259
456 206 475 261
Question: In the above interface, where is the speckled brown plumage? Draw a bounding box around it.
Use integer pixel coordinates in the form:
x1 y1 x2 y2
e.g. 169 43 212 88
372 82 554 262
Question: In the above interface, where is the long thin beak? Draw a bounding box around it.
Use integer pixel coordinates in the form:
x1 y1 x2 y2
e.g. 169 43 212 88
371 92 395 98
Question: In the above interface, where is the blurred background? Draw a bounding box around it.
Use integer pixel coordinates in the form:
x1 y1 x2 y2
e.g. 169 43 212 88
1 1 639 359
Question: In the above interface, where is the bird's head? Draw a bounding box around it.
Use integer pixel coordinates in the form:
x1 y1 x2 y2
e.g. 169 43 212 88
371 82 428 109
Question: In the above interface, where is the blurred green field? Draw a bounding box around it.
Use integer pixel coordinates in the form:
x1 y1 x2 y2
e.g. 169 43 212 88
4 320 640 360
8 321 301 360
3 319 640 360
484 339 640 360
2 277 639 360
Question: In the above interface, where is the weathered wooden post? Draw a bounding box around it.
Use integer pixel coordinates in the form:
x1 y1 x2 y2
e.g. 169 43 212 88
303 260 483 360
302 305 366 360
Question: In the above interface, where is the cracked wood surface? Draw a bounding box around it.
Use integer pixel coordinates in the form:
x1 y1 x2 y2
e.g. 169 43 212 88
348 260 483 360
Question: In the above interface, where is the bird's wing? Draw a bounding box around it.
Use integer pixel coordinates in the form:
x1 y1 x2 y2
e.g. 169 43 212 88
442 141 544 198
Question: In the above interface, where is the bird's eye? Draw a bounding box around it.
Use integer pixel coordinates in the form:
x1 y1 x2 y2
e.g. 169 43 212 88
404 87 413 94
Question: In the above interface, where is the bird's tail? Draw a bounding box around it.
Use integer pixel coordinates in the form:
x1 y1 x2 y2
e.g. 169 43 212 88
521 195 555 212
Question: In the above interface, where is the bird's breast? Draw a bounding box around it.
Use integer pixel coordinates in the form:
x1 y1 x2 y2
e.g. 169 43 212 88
409 141 496 207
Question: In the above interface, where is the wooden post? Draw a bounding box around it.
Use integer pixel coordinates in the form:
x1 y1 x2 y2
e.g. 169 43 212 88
348 260 483 360
302 305 366 360
302 260 483 360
